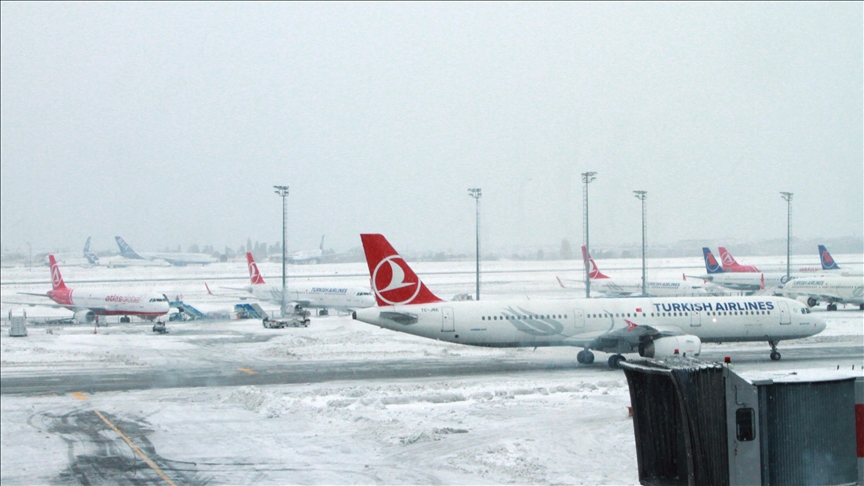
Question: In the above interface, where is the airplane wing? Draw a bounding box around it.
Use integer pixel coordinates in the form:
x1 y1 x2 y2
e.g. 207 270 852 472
566 317 684 350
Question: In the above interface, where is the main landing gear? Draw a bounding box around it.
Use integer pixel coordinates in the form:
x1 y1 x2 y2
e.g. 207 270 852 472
577 349 594 364
607 354 627 369
826 303 838 311
768 340 781 361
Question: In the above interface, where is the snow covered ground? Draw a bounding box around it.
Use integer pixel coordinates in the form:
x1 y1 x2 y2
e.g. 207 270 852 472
1 256 862 485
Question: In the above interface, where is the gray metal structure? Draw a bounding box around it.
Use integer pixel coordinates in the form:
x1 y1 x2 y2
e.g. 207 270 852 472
581 171 596 298
8 309 27 337
634 190 647 295
621 358 860 486
780 192 793 282
274 185 289 316
468 188 482 301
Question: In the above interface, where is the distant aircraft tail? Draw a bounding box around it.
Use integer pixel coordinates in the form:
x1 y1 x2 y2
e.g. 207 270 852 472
319 235 325 250
360 234 444 306
115 236 144 259
702 248 725 274
83 237 99 264
580 246 610 279
48 255 69 291
246 252 267 285
818 245 841 270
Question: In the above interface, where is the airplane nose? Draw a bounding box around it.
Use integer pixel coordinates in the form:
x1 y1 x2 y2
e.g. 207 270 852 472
815 315 827 333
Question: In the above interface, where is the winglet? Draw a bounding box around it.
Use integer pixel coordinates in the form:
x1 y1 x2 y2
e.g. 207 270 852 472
760 273 765 291
205 282 213 295
556 276 567 288
581 246 610 279
246 252 266 285
818 245 840 270
360 234 443 306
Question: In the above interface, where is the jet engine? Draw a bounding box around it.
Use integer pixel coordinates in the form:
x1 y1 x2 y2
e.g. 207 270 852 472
639 335 701 359
73 309 96 324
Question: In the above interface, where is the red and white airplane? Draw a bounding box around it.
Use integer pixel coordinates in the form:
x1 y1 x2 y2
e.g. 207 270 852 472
234 252 375 313
18 255 170 323
352 234 825 367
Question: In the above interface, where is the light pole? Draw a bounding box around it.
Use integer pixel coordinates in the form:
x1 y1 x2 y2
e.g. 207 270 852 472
581 172 597 298
780 192 793 282
468 188 482 300
633 191 647 295
274 185 289 316
26 242 32 271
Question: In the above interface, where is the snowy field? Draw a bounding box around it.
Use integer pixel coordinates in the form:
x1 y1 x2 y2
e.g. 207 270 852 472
1 255 862 485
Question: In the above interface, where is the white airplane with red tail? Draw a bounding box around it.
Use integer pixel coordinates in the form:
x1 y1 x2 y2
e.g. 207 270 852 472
559 246 710 297
232 252 375 314
351 234 825 368
17 255 170 323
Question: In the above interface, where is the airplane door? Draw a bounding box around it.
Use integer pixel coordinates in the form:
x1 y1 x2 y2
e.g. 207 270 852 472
778 301 791 325
441 307 454 332
690 310 701 327
573 309 585 329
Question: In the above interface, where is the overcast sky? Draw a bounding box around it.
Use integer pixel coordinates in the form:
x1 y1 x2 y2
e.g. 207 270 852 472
2 2 861 255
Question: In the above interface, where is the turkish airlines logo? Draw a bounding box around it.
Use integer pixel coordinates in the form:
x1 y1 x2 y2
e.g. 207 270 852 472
249 262 261 282
722 253 734 266
625 319 638 332
51 265 62 288
372 255 420 305
588 258 602 278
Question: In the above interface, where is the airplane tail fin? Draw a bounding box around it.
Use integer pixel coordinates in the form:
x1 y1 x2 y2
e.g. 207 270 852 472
702 248 724 274
319 235 325 250
760 273 765 291
82 237 99 264
246 252 267 285
818 245 840 270
115 236 143 259
718 247 739 268
48 255 69 291
580 246 610 279
83 237 91 253
360 234 443 306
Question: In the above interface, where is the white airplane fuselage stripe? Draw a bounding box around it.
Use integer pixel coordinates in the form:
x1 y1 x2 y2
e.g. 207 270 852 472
353 296 824 348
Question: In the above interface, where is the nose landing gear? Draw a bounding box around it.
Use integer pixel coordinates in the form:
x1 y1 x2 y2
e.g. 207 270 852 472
768 340 781 361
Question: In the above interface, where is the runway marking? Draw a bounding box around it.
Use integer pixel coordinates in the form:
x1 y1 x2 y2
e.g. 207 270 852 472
71 392 88 401
93 409 177 486
237 368 258 375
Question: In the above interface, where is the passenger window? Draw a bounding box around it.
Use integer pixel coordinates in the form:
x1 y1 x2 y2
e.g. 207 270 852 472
736 408 756 442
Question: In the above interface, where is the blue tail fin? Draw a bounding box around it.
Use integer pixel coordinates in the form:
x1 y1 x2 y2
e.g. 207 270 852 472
702 247 725 274
115 236 144 259
83 237 99 264
818 245 840 270
83 236 91 253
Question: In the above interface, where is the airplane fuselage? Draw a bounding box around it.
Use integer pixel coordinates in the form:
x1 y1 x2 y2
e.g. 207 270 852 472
48 288 170 317
247 284 375 311
353 296 824 349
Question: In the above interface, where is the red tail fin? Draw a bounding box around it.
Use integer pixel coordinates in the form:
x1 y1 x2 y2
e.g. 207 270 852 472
580 246 610 279
48 255 68 291
718 247 738 268
246 253 266 285
360 234 443 306
760 273 765 290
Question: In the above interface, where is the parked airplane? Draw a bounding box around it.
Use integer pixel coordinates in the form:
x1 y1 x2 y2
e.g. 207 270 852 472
717 247 760 272
236 252 375 314
779 275 864 311
18 255 170 323
352 234 825 368
697 248 796 292
291 235 327 264
115 236 216 266
557 247 709 297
